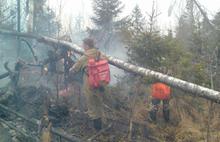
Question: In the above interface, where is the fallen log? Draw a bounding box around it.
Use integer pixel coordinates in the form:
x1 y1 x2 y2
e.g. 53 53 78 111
87 124 113 142
0 72 9 80
0 29 220 103
21 39 38 62
0 118 39 142
0 104 82 142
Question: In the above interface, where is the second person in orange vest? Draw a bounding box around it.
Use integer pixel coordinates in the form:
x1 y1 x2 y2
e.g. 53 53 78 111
149 82 171 122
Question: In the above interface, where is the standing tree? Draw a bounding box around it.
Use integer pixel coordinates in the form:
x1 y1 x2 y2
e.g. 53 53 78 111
124 4 165 70
127 5 145 37
0 0 16 29
26 0 60 36
92 0 123 30
91 0 124 50
206 11 220 91
16 0 21 57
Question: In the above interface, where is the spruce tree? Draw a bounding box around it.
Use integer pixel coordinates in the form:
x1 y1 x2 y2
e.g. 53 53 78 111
91 0 124 51
92 0 124 31
127 5 145 37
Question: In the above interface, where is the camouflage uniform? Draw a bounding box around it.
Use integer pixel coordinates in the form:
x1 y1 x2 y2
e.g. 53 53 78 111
71 48 105 119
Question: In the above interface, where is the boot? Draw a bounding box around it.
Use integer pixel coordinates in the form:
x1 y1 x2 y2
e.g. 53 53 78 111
148 110 157 122
93 118 102 131
163 109 170 122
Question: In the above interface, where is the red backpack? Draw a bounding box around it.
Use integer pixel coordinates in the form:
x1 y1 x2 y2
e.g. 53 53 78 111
87 54 110 88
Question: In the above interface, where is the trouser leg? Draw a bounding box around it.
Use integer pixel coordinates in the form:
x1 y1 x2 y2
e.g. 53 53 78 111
149 99 160 121
142 124 149 138
84 84 104 131
84 85 103 119
93 117 102 131
163 99 170 122
93 87 105 131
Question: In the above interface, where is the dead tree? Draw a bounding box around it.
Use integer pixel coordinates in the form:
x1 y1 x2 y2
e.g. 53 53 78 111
0 61 24 101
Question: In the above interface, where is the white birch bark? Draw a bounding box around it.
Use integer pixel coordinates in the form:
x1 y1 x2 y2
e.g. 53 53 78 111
0 29 220 103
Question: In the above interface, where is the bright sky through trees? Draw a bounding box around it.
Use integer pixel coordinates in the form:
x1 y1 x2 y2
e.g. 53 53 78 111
48 0 220 31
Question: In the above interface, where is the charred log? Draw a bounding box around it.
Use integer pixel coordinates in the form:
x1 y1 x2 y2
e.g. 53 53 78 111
0 104 82 142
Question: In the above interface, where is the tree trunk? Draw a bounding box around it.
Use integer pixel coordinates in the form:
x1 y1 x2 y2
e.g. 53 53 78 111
1 29 220 103
16 0 21 58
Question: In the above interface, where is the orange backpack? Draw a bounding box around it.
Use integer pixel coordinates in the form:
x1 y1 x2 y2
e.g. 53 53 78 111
151 83 171 100
87 56 110 88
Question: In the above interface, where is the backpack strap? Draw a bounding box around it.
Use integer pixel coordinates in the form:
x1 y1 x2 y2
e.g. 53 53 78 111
84 50 101 76
95 51 101 61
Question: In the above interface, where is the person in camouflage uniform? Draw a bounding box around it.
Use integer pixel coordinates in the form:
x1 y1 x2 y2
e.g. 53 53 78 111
70 38 107 131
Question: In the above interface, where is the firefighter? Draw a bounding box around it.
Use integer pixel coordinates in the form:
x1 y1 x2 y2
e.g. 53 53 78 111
70 38 108 131
149 82 171 122
148 68 171 123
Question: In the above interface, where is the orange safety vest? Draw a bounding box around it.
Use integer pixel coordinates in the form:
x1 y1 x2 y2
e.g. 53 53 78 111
151 83 171 100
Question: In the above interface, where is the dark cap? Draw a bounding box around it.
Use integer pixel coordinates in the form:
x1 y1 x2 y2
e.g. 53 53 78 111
83 38 95 48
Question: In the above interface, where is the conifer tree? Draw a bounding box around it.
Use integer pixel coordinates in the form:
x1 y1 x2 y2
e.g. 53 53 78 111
91 0 124 31
91 0 124 51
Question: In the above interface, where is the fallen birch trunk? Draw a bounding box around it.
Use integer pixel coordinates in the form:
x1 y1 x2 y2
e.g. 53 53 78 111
0 29 220 103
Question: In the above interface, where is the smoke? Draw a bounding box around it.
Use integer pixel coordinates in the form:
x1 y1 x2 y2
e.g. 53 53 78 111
99 35 128 84
0 36 18 87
